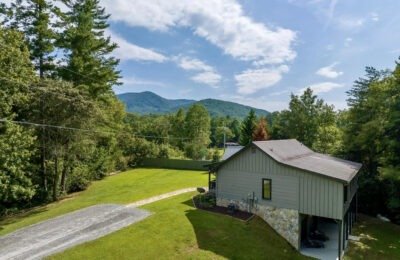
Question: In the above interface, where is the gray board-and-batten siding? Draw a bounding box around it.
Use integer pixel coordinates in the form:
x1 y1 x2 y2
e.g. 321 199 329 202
216 145 346 220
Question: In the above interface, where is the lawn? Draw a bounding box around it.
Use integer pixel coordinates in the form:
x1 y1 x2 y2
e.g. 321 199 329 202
0 168 208 236
345 214 400 260
49 192 309 260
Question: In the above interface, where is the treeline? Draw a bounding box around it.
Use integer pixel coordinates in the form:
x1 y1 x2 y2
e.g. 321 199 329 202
0 0 136 214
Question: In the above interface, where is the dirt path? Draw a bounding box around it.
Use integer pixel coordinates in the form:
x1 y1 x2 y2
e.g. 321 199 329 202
126 187 206 208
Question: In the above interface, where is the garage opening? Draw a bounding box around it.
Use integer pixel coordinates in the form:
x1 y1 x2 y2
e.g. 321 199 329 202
300 214 339 260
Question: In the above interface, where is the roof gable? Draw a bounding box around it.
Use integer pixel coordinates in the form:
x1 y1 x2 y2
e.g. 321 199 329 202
216 139 362 183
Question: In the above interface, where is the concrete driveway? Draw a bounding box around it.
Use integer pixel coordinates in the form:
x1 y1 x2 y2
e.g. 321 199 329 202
0 204 150 260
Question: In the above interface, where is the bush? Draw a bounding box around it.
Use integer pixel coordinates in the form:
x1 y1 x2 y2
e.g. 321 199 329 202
184 142 208 160
195 192 216 208
126 138 159 166
67 165 91 192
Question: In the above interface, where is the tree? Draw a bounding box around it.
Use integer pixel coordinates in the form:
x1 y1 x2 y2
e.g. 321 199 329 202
0 27 36 118
57 0 120 96
343 64 397 219
0 123 36 215
8 0 56 78
28 79 98 200
184 104 211 160
170 108 186 149
253 117 269 141
0 28 38 214
239 109 256 146
286 88 323 147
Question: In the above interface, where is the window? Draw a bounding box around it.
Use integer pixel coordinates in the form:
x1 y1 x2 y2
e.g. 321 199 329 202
262 179 272 200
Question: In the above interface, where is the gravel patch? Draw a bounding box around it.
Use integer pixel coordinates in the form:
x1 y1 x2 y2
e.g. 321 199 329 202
0 204 150 260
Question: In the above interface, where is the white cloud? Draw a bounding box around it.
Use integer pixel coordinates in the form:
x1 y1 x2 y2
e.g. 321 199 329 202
235 65 289 95
316 62 343 78
173 56 213 72
299 82 344 94
336 17 365 30
173 55 222 86
191 71 222 87
121 77 167 87
370 12 379 22
101 0 296 66
218 94 288 112
108 31 167 62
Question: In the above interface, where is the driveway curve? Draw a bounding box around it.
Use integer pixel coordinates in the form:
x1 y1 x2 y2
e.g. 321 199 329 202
0 204 150 260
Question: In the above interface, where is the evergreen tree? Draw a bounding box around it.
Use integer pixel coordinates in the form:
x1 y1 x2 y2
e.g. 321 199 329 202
0 123 36 214
57 0 120 96
253 117 269 141
8 0 56 78
0 28 37 213
239 109 256 146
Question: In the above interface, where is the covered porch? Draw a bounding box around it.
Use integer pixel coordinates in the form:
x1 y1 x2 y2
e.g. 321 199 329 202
299 194 357 260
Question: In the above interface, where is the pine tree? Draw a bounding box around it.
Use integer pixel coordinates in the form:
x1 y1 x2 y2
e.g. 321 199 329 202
9 0 56 78
253 117 269 141
239 109 256 146
57 0 120 96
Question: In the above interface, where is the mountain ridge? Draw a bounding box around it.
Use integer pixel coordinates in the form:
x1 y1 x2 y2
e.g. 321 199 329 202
117 91 269 118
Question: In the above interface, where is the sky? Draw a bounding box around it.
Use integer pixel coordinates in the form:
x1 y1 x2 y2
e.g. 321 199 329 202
6 0 400 112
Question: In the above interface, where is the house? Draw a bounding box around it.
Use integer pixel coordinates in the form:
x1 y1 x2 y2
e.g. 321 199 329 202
210 139 362 259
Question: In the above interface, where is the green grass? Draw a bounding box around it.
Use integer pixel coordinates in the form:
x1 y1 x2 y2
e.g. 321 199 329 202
49 192 309 260
0 168 207 236
345 214 400 260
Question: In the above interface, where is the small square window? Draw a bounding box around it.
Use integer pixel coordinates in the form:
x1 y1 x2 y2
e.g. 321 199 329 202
262 179 271 200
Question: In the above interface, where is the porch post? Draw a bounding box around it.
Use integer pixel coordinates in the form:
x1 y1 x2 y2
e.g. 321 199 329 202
338 219 342 260
208 171 211 190
355 191 358 222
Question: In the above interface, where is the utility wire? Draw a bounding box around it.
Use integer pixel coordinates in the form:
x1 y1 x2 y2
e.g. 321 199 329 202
0 118 197 141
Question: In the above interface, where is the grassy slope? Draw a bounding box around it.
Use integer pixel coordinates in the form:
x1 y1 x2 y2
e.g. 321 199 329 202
0 168 208 236
50 192 308 260
345 214 400 260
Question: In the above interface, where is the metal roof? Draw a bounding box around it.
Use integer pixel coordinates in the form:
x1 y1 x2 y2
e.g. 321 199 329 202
221 145 244 160
253 139 362 183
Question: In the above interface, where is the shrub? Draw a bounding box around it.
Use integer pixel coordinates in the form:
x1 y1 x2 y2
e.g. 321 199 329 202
67 165 91 192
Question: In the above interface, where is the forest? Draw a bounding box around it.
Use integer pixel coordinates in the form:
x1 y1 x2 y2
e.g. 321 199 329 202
0 0 399 224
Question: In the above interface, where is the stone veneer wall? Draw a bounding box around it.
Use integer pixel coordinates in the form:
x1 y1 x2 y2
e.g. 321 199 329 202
217 198 299 249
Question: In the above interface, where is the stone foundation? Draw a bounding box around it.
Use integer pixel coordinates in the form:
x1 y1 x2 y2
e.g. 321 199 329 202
217 198 299 249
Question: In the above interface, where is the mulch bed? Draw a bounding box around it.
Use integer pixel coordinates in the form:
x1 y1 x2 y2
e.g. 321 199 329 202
193 197 254 221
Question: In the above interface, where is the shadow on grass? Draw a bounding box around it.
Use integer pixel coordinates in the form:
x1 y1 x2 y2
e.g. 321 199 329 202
345 214 400 260
182 198 306 260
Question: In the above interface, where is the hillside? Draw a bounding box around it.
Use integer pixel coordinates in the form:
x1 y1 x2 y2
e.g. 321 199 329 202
117 91 269 118
117 91 195 114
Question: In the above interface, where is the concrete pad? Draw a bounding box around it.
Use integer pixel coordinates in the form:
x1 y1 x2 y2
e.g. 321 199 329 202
0 204 150 260
301 221 339 260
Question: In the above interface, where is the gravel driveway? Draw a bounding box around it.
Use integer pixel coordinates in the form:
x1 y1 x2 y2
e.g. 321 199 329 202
0 204 150 260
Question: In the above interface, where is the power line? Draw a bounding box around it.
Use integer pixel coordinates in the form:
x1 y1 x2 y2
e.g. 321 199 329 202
0 118 196 141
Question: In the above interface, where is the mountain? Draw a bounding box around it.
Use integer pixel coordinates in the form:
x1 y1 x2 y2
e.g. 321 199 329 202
117 91 195 114
117 91 269 118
